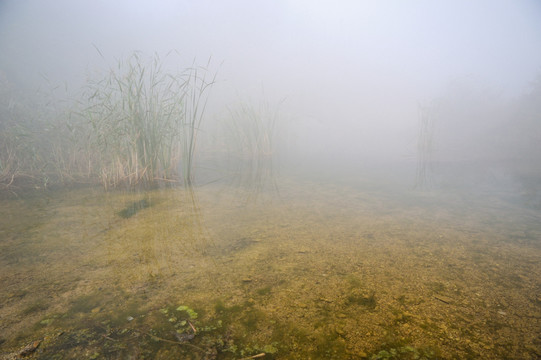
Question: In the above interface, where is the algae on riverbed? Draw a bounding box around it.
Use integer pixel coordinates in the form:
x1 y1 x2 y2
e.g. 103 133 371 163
0 178 540 359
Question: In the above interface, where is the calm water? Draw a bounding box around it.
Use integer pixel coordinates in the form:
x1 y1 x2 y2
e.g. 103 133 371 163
0 173 540 359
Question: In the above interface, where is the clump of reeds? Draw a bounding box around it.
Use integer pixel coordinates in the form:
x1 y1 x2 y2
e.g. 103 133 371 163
415 102 437 189
0 75 68 192
0 76 35 192
220 98 283 195
226 100 278 161
178 62 216 185
0 53 215 194
79 52 215 188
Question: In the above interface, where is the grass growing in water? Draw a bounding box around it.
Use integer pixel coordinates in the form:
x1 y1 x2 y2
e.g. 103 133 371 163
219 98 284 197
415 102 437 190
0 76 85 192
80 52 215 189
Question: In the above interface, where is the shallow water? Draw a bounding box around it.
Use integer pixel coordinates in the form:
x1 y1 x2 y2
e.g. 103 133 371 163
0 174 540 359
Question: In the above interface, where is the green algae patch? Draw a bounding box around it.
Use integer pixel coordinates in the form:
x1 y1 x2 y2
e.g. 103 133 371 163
176 305 198 319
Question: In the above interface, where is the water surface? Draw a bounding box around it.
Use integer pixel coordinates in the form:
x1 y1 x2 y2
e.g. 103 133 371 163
0 174 540 359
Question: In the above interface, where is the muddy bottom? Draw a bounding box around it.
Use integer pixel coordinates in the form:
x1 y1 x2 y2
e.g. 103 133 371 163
0 175 540 359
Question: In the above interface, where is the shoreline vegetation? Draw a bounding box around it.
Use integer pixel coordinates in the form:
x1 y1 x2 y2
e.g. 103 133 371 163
1 53 541 200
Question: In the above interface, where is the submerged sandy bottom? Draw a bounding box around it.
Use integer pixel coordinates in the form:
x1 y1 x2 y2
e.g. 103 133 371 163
0 176 540 359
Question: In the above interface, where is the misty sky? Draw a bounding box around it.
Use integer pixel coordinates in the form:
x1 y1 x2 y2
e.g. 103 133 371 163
1 0 540 162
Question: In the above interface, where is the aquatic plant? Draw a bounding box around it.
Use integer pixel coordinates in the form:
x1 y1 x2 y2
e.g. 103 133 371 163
219 98 284 197
0 52 216 193
415 102 437 189
176 305 198 319
178 62 216 185
226 100 278 160
79 52 215 188
0 76 80 192
0 76 43 192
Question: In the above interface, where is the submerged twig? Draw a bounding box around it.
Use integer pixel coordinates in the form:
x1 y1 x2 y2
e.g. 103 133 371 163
239 353 266 360
102 334 118 342
187 319 197 334
144 332 205 353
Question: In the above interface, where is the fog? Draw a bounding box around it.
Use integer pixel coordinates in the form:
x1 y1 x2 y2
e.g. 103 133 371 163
1 0 541 191
2 3 541 357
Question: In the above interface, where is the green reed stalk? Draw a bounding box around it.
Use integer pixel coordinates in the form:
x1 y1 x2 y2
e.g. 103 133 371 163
179 64 216 185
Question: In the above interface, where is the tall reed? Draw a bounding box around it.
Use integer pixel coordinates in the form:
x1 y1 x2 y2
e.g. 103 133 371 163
178 62 216 185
